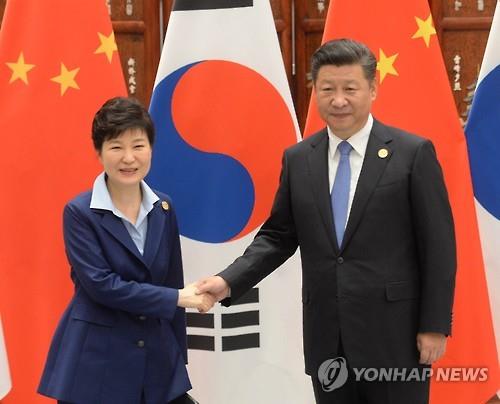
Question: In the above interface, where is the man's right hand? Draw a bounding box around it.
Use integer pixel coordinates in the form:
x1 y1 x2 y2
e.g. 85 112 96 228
196 276 230 302
178 283 215 312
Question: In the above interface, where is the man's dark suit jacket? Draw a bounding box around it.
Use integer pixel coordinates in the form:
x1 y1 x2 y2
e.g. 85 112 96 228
219 119 456 375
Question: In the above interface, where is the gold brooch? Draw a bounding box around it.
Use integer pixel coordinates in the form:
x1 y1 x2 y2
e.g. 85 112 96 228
378 148 389 159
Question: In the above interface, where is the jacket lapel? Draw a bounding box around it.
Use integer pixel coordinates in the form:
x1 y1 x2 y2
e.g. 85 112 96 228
99 211 147 265
307 129 339 252
143 201 167 269
340 120 393 252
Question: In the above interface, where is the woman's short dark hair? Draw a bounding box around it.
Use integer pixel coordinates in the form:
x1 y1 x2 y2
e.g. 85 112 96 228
311 38 377 83
91 97 155 151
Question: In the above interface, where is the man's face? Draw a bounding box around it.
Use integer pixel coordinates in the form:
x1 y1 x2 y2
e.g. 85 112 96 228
314 63 377 140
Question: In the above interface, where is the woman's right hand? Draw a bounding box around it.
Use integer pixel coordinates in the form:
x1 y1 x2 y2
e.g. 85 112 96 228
178 283 215 312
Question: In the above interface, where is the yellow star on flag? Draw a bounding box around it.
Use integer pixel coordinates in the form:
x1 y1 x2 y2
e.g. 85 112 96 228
6 52 35 84
377 49 398 84
95 31 118 62
50 63 80 95
412 14 436 47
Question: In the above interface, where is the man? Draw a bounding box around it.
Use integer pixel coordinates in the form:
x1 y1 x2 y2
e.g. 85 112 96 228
197 38 456 404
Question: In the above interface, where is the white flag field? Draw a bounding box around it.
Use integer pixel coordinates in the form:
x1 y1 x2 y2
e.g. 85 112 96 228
464 0 500 364
147 0 312 403
0 315 11 400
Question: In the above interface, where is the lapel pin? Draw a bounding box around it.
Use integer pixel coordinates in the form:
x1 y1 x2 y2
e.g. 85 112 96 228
378 148 389 159
161 201 170 211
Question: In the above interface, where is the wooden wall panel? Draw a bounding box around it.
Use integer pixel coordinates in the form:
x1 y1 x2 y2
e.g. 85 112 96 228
442 29 490 124
430 0 494 125
441 0 496 17
109 0 145 20
294 0 329 131
0 0 5 25
270 0 293 82
110 0 161 107
114 25 148 100
161 0 174 37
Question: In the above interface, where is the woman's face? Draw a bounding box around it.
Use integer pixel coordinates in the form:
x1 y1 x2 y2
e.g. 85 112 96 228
98 128 152 189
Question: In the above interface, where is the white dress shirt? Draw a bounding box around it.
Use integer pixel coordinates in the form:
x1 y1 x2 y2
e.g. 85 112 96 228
328 114 373 227
90 172 159 255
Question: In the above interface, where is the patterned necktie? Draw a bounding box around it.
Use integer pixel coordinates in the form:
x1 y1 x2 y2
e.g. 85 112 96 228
331 141 353 246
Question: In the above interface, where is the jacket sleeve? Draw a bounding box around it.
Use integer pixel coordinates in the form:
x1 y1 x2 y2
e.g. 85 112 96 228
219 150 299 304
166 206 188 363
63 202 179 320
411 140 457 335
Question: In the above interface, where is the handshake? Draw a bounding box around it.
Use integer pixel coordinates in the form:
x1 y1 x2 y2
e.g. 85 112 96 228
177 276 230 313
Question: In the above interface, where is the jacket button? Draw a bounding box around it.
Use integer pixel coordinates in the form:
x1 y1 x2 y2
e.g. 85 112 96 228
138 315 147 321
337 257 344 264
137 340 145 348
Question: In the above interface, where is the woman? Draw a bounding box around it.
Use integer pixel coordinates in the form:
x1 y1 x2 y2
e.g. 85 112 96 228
38 97 211 403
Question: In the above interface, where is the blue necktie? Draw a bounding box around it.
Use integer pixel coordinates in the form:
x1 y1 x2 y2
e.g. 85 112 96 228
331 141 353 246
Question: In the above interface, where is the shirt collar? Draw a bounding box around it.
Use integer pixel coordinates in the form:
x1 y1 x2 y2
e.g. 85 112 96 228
90 172 159 216
327 114 373 158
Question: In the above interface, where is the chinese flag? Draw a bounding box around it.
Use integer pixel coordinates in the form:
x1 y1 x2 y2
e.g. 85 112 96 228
0 1 126 402
305 1 500 403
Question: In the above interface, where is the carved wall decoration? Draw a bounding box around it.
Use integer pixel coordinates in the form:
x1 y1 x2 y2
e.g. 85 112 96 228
126 0 134 16
453 54 462 91
127 57 137 95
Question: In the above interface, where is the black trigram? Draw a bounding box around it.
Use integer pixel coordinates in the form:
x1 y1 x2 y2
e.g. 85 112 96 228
173 0 253 12
187 288 260 351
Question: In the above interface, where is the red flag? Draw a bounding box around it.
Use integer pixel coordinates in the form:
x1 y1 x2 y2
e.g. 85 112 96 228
305 1 500 402
0 1 126 402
